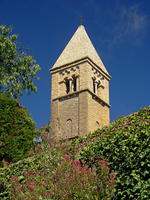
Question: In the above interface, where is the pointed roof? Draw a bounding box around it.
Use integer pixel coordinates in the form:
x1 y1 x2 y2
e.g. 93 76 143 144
52 25 109 75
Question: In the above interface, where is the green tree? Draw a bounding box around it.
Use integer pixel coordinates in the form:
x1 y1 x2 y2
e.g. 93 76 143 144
0 93 38 165
0 25 41 99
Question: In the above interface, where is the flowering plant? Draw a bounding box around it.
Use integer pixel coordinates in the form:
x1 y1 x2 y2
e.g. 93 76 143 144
9 126 116 199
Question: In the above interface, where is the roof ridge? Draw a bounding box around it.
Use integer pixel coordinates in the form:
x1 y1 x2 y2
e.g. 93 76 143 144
52 25 109 75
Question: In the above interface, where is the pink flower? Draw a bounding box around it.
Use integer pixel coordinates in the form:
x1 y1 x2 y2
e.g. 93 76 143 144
51 186 57 191
71 160 75 166
68 176 75 181
15 186 22 191
36 145 42 153
44 192 51 196
64 155 70 160
28 184 35 191
24 171 34 176
100 161 110 171
87 169 92 174
106 167 110 171
63 193 68 197
100 160 109 167
39 181 45 185
106 181 111 185
60 161 65 165
11 176 18 181
110 173 116 177
74 160 81 166
111 178 116 183
26 180 31 185
83 167 88 171
29 149 34 154
92 166 97 171
77 170 83 175
37 145 42 149
82 177 88 182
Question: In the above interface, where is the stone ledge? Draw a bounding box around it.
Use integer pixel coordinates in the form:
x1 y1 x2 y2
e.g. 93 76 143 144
50 56 111 81
52 88 110 108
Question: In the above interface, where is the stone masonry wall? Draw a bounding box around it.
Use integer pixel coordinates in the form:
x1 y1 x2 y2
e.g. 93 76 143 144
51 59 110 139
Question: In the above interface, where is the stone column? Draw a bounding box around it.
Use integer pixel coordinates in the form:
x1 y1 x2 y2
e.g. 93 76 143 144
95 81 98 95
69 78 73 93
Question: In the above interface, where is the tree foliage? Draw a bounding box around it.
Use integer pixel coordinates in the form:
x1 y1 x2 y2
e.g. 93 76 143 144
0 25 41 99
0 93 38 165
78 107 150 200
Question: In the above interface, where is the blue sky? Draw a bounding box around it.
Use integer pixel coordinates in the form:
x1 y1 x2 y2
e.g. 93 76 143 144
1 0 150 128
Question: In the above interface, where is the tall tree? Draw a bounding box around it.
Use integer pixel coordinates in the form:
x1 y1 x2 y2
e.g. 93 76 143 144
0 25 41 99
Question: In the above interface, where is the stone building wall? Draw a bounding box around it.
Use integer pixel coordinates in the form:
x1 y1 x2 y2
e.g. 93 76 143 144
50 25 111 139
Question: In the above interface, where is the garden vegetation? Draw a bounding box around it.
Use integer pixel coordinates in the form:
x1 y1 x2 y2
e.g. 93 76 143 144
77 106 150 199
0 93 38 166
0 25 149 199
0 107 149 199
0 126 116 199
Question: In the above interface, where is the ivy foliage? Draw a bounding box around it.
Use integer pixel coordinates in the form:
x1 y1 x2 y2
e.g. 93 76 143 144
0 156 40 199
78 107 150 200
0 93 38 165
0 135 75 199
0 25 41 99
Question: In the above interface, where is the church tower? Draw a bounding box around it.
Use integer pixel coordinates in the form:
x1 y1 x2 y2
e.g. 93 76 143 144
50 25 111 139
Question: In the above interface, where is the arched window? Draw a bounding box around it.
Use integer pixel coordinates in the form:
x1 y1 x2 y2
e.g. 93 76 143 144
65 79 70 94
65 76 78 94
66 119 72 137
73 76 77 92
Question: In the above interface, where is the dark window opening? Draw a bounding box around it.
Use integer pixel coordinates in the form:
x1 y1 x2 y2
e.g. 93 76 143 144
66 79 70 94
73 77 77 92
93 79 95 93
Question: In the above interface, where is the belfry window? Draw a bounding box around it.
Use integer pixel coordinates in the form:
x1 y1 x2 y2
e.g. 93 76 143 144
73 77 77 92
93 79 98 94
65 79 70 94
65 78 73 94
65 76 78 94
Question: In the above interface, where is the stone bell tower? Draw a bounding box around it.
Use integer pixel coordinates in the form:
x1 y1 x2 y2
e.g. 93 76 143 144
50 25 111 139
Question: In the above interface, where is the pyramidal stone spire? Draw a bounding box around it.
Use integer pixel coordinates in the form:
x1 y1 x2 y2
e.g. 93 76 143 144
52 25 109 75
50 25 111 139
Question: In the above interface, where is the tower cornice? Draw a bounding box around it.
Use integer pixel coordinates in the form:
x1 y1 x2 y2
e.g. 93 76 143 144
50 56 111 81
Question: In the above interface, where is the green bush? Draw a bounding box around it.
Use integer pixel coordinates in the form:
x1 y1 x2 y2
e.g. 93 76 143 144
0 93 38 165
0 129 116 200
79 107 150 200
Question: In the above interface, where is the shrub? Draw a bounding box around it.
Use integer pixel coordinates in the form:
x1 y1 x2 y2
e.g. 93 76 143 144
0 128 116 200
10 155 116 200
0 93 38 165
79 107 150 199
